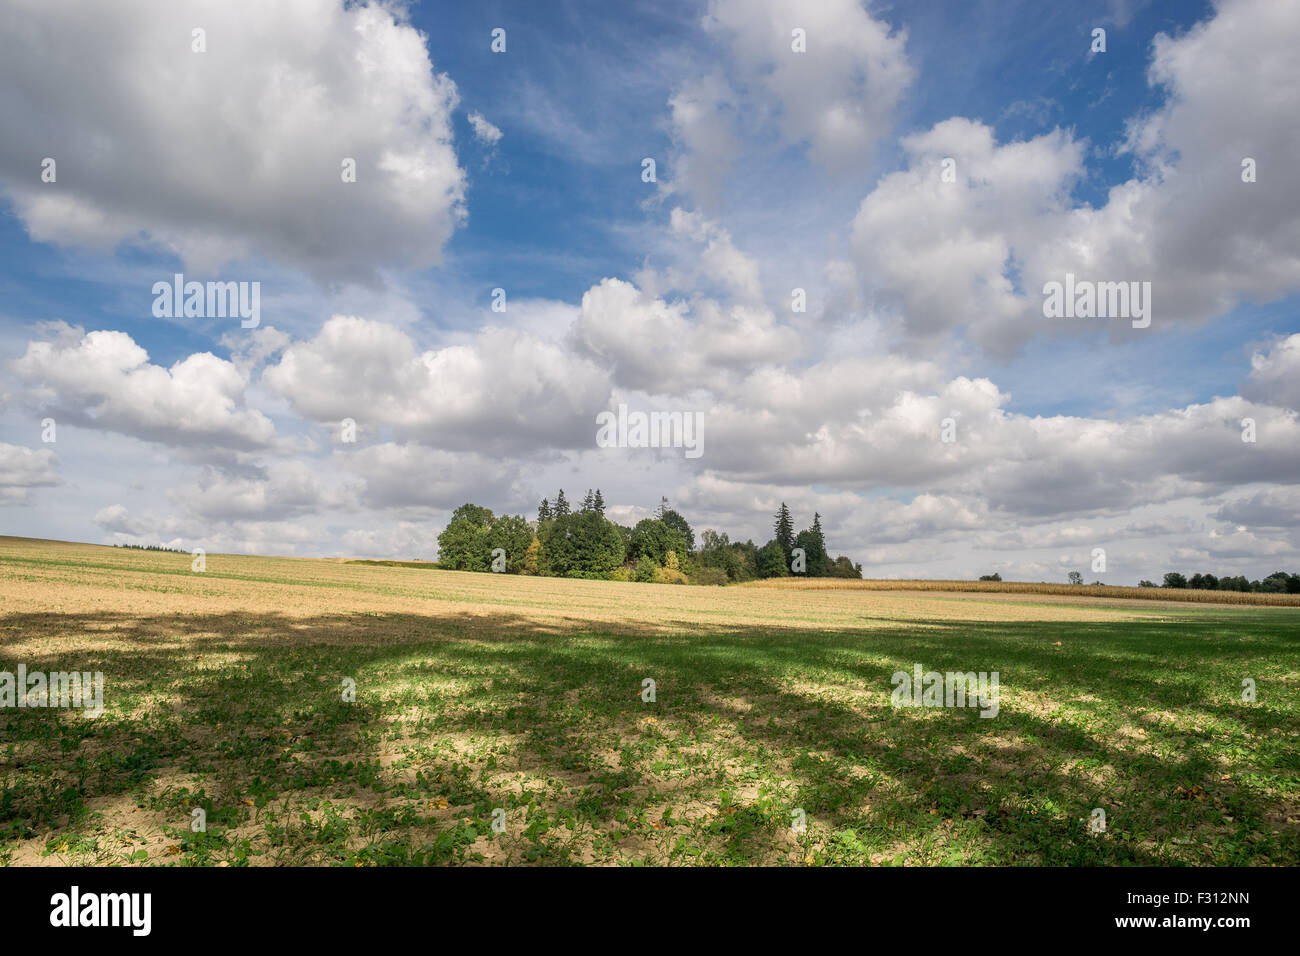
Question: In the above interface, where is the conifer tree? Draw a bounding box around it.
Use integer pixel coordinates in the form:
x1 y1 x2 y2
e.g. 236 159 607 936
808 512 828 576
774 502 795 563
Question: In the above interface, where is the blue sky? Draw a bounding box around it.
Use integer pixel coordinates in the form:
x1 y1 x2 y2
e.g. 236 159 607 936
1 0 1297 582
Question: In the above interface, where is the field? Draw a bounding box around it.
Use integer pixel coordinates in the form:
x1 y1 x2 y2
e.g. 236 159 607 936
1 535 1297 866
751 577 1300 606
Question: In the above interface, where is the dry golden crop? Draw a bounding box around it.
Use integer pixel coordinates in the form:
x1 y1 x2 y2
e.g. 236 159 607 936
745 577 1300 606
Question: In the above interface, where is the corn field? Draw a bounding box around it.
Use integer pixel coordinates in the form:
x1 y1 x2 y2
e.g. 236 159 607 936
745 577 1300 606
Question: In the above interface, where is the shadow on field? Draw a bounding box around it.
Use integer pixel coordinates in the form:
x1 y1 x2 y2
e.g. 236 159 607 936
1 608 1296 865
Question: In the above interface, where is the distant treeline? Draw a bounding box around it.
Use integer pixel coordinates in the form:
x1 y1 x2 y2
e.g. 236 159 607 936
113 543 186 553
435 490 863 585
1140 571 1300 593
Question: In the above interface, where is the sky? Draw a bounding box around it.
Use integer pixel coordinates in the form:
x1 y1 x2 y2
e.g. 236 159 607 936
0 0 1298 584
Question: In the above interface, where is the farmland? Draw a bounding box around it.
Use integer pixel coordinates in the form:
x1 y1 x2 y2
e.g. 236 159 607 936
0 535 1297 866
750 577 1300 606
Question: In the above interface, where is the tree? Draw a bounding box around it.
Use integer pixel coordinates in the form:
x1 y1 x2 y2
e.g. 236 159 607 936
699 529 728 552
733 540 760 581
612 521 632 556
539 510 624 577
773 503 795 565
523 536 542 575
979 573 1002 581
698 529 758 582
629 518 687 566
826 555 862 579
437 504 495 571
655 549 688 584
1261 571 1292 594
659 507 695 553
1067 571 1083 585
794 515 828 576
757 539 788 578
486 514 533 573
808 513 828 575
634 555 658 582
436 496 866 587
1162 572 1188 589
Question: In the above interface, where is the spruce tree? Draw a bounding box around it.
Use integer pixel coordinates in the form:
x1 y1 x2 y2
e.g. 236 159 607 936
809 512 828 576
554 489 570 517
537 498 552 523
774 502 795 563
593 488 606 517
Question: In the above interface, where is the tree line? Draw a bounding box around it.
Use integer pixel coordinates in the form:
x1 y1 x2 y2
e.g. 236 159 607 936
435 491 863 585
1140 570 1300 593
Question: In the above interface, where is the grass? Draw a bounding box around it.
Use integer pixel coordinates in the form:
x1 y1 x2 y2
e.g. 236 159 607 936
0 536 1297 866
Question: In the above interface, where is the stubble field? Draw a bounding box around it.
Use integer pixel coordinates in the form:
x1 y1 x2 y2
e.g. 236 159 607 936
1 536 1296 866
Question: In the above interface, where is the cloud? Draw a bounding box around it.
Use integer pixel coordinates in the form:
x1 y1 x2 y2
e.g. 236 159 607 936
849 0 1300 355
666 209 763 303
571 277 799 394
341 521 438 560
1214 487 1300 528
850 118 1085 350
264 315 611 452
703 0 912 172
1196 526 1294 559
0 443 60 502
11 323 275 451
1242 333 1300 411
170 461 338 521
340 443 529 511
666 72 740 210
0 0 467 282
467 111 503 146
92 502 328 554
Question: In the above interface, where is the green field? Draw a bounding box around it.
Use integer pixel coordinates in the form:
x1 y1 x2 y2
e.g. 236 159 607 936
1 537 1297 866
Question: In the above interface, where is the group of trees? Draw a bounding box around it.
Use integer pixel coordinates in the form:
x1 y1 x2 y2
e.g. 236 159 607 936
433 504 534 573
1139 570 1300 593
696 503 862 582
435 493 862 585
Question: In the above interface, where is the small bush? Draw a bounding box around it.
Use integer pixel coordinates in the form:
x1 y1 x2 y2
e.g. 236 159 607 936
654 550 688 584
654 566 688 584
634 556 658 583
